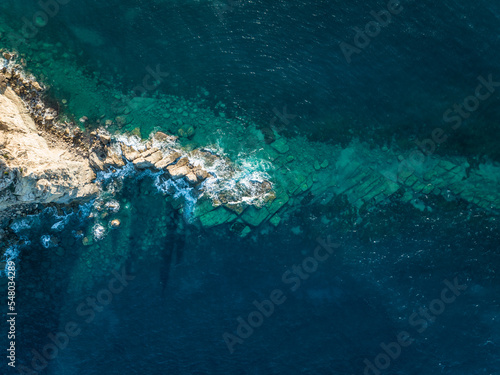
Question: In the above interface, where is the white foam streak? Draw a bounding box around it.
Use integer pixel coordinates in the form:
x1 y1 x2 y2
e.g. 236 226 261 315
1 246 20 277
95 162 136 183
154 176 198 221
10 216 39 233
199 153 273 207
40 235 52 248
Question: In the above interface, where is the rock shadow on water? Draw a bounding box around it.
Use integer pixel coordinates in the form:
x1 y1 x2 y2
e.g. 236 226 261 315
160 205 187 296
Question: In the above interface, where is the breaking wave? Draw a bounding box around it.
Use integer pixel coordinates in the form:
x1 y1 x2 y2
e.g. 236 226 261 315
198 151 273 207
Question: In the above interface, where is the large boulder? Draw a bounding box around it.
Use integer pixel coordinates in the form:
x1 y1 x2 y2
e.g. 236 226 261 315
154 151 182 169
166 157 191 179
133 150 163 169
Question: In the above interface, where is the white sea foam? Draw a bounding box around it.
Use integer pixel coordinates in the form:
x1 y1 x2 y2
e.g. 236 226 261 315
51 220 67 232
1 246 20 277
77 201 94 222
93 224 106 241
50 212 72 231
198 151 273 207
136 168 164 181
95 162 136 183
10 216 39 233
6 133 273 250
113 134 147 151
104 200 120 213
151 136 179 151
154 176 198 221
40 235 52 248
95 133 273 222
38 206 75 232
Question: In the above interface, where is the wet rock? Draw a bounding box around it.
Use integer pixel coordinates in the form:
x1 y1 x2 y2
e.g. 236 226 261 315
193 166 210 182
104 151 125 169
133 150 163 169
131 127 141 138
166 157 190 179
153 131 177 143
154 151 182 169
100 134 111 145
31 81 43 92
120 144 141 161
110 219 120 228
185 172 198 185
89 147 124 171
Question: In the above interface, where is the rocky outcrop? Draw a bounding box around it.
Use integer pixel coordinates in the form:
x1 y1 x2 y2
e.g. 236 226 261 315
2 55 500 246
0 65 274 240
0 83 98 210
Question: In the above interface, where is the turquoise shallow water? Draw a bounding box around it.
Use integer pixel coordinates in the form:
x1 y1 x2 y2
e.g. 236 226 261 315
1 1 500 374
2 0 500 156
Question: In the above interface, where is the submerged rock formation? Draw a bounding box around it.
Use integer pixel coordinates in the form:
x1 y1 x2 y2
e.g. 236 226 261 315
1 54 500 249
0 60 274 243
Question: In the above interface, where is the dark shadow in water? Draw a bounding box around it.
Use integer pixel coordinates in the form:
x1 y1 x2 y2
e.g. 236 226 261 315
160 206 186 296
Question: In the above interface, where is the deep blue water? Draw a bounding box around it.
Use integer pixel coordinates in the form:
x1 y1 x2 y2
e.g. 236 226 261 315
3 191 500 374
1 1 500 374
2 0 500 154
